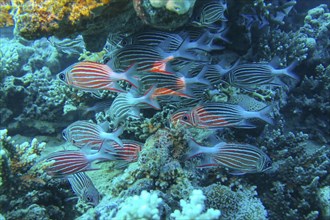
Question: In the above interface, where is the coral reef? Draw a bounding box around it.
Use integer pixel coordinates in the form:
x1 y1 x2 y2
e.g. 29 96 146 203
115 190 162 219
0 0 14 27
0 129 79 219
133 0 196 29
0 129 45 188
254 4 330 65
171 189 221 219
204 184 267 220
1 1 329 219
11 0 143 51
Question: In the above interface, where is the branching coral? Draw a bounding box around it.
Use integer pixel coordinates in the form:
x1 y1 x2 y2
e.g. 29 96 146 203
0 129 45 189
171 189 221 220
115 190 163 219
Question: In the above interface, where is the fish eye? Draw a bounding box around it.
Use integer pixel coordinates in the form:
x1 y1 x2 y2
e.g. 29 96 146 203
121 39 128 46
265 161 272 168
182 114 189 121
58 73 66 81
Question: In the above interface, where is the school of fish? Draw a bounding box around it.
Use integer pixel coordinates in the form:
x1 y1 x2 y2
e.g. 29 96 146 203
42 0 299 206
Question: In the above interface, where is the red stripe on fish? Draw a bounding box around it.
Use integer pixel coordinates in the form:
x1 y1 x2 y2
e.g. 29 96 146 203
105 141 142 162
45 151 93 177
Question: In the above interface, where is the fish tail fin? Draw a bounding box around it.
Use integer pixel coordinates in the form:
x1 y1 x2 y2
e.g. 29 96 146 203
195 66 211 86
124 64 140 88
99 141 118 161
111 82 126 93
141 86 161 110
175 36 209 61
185 138 203 158
99 126 124 148
283 60 300 80
196 31 225 51
111 126 124 147
258 105 274 125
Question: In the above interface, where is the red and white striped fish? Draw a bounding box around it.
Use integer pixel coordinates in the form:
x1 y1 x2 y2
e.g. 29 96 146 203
186 138 272 174
57 61 139 93
62 120 123 149
44 140 142 177
44 150 103 177
170 102 273 129
102 140 143 162
141 67 209 98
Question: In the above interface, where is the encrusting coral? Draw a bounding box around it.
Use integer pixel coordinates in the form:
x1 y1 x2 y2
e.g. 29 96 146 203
0 0 14 27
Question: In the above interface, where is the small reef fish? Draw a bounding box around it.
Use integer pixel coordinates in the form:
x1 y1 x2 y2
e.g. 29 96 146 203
171 102 273 129
107 86 160 126
44 141 141 176
102 140 142 163
108 32 218 72
141 68 210 98
62 120 123 149
67 172 100 206
223 62 299 90
123 30 183 52
44 150 103 177
192 0 228 27
48 35 85 56
57 61 138 93
186 139 272 174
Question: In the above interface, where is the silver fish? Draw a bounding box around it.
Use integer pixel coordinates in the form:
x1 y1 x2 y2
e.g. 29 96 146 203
67 172 100 206
171 102 274 129
62 120 123 149
107 86 160 126
223 62 299 91
192 0 228 27
186 139 272 174
48 35 85 56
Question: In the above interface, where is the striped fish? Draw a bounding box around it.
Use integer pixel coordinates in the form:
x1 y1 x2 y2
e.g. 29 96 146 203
142 67 210 98
186 139 272 174
44 141 139 177
48 35 85 56
171 102 273 129
107 34 213 72
107 86 160 126
44 150 100 177
67 172 100 206
192 0 228 27
223 62 299 90
102 140 143 162
57 61 138 93
125 29 183 52
62 120 123 149
108 44 163 72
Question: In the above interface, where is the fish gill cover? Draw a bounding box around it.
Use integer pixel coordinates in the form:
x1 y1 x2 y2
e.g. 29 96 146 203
0 0 329 219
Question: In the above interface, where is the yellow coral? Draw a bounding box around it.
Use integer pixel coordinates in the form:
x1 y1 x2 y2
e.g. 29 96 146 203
12 0 111 26
0 0 14 27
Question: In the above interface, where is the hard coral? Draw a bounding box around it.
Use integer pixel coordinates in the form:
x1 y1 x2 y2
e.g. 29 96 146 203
0 0 14 27
12 0 111 39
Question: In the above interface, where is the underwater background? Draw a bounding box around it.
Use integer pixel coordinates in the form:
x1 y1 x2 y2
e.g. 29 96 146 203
0 0 329 219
